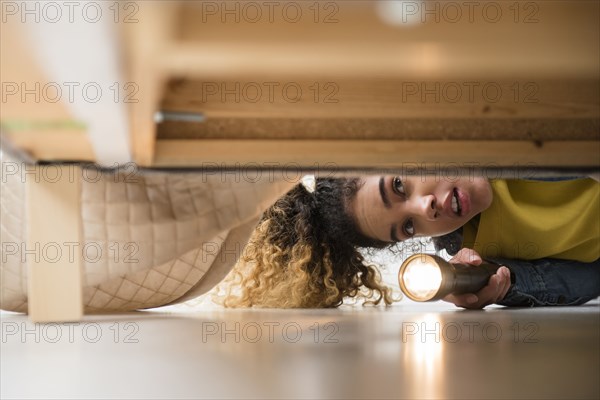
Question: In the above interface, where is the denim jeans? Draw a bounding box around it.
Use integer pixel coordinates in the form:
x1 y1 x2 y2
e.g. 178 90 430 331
484 256 600 307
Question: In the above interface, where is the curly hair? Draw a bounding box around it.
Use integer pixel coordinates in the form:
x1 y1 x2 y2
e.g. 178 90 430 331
221 177 396 308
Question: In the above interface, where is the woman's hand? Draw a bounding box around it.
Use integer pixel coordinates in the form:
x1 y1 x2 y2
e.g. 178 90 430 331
442 248 512 309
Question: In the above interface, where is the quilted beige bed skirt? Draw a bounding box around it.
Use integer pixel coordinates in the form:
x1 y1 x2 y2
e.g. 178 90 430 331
0 150 297 313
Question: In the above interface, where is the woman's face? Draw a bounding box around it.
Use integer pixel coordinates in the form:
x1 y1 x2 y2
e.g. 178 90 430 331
350 176 493 243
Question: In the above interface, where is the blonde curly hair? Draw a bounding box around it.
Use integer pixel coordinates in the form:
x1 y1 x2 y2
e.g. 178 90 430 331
220 178 395 308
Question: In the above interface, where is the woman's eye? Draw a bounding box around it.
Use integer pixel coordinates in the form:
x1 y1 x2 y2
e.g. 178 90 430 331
403 219 415 237
392 177 406 196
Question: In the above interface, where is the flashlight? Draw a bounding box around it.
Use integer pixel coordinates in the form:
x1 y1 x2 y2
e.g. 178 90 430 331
398 253 501 302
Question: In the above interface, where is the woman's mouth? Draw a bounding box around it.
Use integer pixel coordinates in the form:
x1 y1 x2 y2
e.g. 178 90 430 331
451 188 462 216
452 187 471 217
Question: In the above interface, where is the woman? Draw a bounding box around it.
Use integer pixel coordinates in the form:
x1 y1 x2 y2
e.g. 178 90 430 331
223 175 600 309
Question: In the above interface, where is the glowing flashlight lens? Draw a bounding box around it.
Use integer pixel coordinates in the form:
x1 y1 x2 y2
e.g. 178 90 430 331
402 257 443 301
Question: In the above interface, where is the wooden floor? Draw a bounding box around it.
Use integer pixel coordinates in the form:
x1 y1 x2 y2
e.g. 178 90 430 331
1 300 598 399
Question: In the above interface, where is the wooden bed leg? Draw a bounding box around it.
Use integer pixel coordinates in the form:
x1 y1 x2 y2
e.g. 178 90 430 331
26 165 83 322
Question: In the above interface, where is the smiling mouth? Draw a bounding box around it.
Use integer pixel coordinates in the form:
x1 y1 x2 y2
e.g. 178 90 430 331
451 188 462 216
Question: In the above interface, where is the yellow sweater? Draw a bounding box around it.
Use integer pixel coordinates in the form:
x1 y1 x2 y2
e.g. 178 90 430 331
462 179 600 262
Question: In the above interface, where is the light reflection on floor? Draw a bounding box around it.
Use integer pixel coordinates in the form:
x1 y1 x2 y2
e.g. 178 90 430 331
1 299 598 399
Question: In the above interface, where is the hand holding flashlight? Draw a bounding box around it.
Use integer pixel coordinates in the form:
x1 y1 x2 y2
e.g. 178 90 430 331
443 249 511 309
398 248 512 309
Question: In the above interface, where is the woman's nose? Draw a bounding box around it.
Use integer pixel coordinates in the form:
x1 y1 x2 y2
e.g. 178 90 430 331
418 194 438 220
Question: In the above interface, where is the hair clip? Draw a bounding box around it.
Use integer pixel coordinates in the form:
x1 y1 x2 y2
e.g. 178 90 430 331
301 175 316 193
